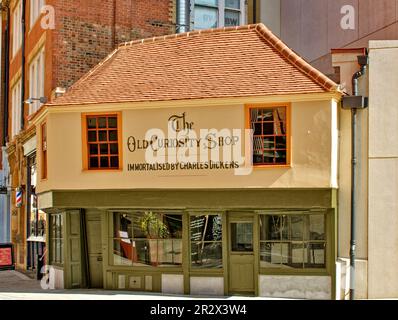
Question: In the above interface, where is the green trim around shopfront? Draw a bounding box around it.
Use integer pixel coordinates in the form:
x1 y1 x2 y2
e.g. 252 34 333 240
39 188 336 210
44 188 338 297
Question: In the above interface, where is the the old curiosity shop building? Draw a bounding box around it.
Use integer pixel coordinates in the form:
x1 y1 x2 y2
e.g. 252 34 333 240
29 23 343 298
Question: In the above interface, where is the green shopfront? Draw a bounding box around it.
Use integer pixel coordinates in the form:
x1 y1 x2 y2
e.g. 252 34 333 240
43 188 336 298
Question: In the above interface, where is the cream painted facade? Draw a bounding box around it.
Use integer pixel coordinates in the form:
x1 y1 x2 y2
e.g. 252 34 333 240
31 93 340 298
35 97 339 195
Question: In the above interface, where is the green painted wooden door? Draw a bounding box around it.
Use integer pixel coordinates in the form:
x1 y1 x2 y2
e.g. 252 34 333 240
65 210 83 289
86 213 103 288
229 217 255 294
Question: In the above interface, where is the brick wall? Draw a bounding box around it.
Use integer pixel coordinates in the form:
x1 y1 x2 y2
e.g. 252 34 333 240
51 0 174 90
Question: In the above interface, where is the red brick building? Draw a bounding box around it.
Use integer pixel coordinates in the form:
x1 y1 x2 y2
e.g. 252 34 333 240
0 0 174 275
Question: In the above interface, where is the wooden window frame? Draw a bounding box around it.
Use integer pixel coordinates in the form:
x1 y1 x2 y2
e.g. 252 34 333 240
41 121 47 180
82 112 123 171
245 103 291 168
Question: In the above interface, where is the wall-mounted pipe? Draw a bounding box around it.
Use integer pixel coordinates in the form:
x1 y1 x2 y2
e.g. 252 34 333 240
349 54 368 301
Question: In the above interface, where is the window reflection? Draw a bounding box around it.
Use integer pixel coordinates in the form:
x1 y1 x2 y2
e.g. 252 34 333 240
190 215 223 268
113 212 182 267
260 213 326 269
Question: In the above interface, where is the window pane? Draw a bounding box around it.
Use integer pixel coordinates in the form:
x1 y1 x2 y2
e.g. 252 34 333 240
260 215 282 241
98 131 107 141
194 6 218 29
158 239 182 266
163 215 183 238
263 137 275 149
100 144 108 155
225 10 240 27
114 213 133 238
90 157 99 168
110 144 118 155
276 136 286 149
190 215 222 242
310 215 325 240
290 216 304 241
262 122 274 135
108 117 117 128
87 118 96 129
231 223 253 252
195 0 218 6
110 156 119 168
191 242 222 268
263 151 275 163
225 0 240 9
98 117 107 128
89 144 98 155
88 131 97 142
109 130 118 141
304 243 326 268
262 110 273 121
113 239 133 266
253 152 263 164
253 123 261 135
259 242 288 266
100 156 109 167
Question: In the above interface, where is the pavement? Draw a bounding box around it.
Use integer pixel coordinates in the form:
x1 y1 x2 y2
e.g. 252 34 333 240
0 270 282 300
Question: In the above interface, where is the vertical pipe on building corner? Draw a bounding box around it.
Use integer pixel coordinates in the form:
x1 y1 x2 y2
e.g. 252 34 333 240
112 0 116 48
20 0 26 130
350 57 367 301
349 106 357 301
176 0 189 33
2 4 10 146
253 0 257 24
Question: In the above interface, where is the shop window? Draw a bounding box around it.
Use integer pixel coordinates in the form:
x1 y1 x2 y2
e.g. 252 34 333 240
259 213 326 269
113 212 182 267
190 214 223 268
249 106 289 166
50 214 63 265
28 154 46 239
83 113 122 170
190 0 245 30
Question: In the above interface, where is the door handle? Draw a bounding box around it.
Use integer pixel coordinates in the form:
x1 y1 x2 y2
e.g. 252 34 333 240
97 256 103 262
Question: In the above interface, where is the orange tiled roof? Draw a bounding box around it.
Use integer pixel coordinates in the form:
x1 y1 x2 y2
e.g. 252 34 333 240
50 24 339 107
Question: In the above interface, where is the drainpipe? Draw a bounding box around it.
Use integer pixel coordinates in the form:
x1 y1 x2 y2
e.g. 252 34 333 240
253 0 257 24
20 0 26 130
176 0 189 33
346 54 368 300
1 2 10 146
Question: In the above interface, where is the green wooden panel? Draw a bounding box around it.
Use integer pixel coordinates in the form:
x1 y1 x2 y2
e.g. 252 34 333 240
229 254 255 292
49 189 335 209
64 210 83 289
86 213 104 288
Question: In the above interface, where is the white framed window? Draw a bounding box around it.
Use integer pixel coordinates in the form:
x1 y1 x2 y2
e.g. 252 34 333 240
12 0 23 57
29 47 45 115
191 0 245 30
11 78 22 138
30 0 45 28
